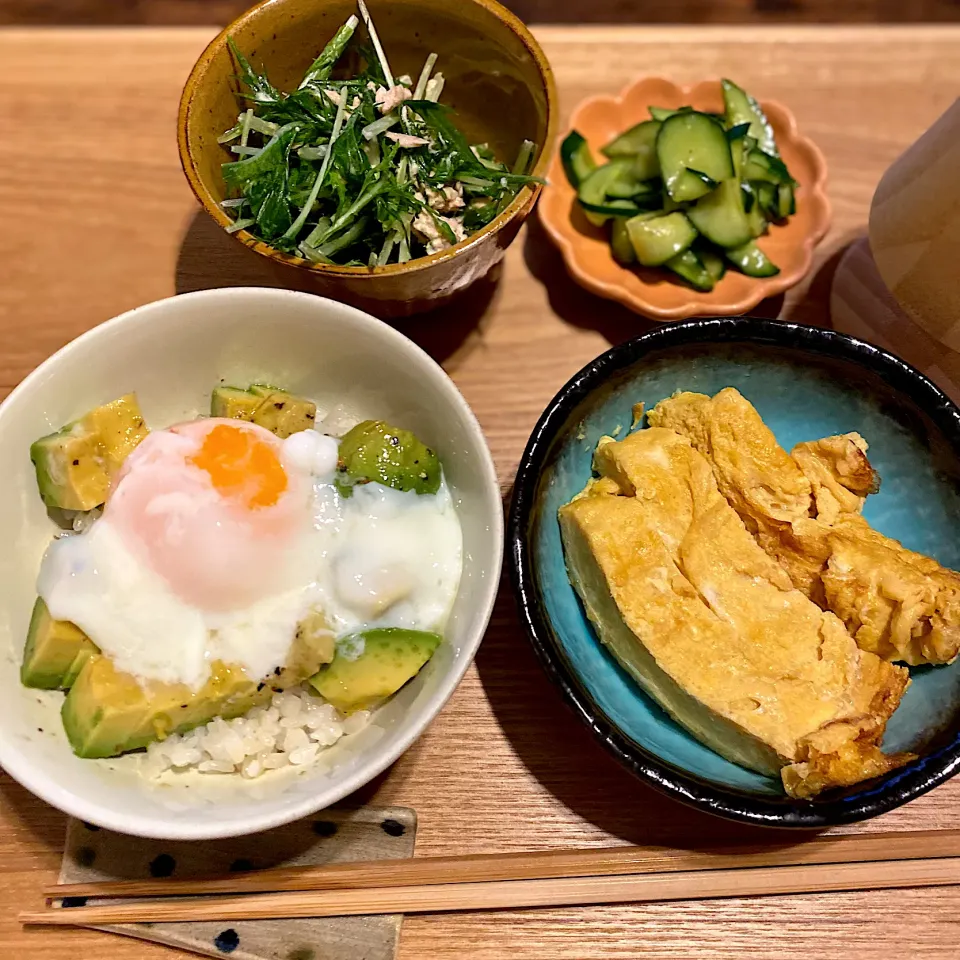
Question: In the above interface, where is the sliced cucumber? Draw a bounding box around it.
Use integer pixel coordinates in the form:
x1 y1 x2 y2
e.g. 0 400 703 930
728 125 751 180
664 249 714 292
610 218 636 265
649 106 692 122
697 246 727 284
775 181 796 220
601 120 661 181
605 177 662 203
631 155 660 182
747 204 768 239
726 240 780 277
662 192 683 213
625 211 697 266
742 148 794 185
577 159 635 225
580 198 649 218
583 79 797 286
752 180 778 219
687 179 752 249
657 112 735 203
560 131 597 189
721 78 778 157
742 184 768 238
726 122 751 143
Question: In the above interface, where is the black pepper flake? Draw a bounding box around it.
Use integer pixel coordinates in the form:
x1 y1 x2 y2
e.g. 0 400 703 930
256 681 266 692
389 435 400 446
213 929 241 954
76 846 96 868
380 818 405 837
82 821 100 832
37 727 43 733
305 412 315 420
274 666 282 677
72 460 80 466
180 703 189 709
149 853 176 877
229 858 254 872
61 897 88 909
274 401 285 410
311 819 337 837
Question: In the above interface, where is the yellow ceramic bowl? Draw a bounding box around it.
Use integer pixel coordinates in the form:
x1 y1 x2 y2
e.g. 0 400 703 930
539 77 831 321
178 0 556 318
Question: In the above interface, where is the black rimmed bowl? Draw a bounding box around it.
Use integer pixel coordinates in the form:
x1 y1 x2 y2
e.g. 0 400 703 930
509 316 960 827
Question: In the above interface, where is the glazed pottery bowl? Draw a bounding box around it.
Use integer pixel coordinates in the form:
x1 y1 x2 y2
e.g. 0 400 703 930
539 78 831 320
510 317 960 826
0 288 503 839
179 0 556 318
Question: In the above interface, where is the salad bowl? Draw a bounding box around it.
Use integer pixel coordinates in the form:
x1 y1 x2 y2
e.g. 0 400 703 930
179 0 557 317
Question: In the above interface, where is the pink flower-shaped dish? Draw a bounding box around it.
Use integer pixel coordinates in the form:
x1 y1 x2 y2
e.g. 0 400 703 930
539 77 831 320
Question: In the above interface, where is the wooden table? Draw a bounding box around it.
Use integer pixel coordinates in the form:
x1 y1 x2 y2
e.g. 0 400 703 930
2 24 960 960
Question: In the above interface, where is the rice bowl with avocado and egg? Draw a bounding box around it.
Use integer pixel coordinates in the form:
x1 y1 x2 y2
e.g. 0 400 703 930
24 384 462 781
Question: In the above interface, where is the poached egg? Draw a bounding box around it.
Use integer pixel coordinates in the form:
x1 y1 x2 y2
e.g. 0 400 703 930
38 418 462 690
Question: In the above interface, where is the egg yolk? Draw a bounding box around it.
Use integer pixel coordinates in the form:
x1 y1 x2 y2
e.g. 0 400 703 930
189 423 288 509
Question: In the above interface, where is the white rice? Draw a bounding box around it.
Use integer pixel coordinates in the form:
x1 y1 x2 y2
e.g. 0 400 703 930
141 686 370 780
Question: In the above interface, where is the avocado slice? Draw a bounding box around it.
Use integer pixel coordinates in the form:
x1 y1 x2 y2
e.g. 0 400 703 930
62 656 264 759
60 609 337 759
21 598 99 690
211 386 261 421
30 394 148 511
248 384 317 438
30 428 110 511
210 384 318 439
81 394 149 467
336 420 441 497
308 628 442 713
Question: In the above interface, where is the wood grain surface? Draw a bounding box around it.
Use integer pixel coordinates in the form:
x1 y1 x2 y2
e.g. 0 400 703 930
2 0 959 25
1 24 960 960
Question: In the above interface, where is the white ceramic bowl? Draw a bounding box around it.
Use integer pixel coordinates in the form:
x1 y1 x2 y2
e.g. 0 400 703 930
0 288 502 839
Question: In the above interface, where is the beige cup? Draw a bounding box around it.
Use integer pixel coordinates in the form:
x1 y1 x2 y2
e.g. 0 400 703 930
869 98 960 350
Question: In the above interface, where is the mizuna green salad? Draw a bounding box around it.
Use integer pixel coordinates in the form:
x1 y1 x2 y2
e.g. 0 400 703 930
218 0 541 267
561 80 798 292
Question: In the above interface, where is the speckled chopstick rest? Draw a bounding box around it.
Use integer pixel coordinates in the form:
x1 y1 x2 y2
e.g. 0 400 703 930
57 805 417 960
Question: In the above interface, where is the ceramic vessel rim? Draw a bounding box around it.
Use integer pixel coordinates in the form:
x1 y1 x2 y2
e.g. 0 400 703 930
177 0 558 280
508 315 960 827
537 77 832 320
0 286 505 840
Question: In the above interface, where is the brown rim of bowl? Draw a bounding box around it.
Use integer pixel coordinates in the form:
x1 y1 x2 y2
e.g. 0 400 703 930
177 0 558 278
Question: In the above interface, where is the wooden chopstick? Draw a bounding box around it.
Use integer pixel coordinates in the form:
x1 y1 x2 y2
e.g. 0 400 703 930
22 856 960 924
44 829 960 900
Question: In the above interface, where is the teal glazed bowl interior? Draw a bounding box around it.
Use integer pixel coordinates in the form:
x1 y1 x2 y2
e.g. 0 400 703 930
509 317 960 827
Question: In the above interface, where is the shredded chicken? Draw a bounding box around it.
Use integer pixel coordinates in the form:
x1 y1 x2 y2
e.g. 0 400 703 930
385 131 431 149
323 89 360 114
375 84 413 114
424 183 465 213
412 209 466 254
